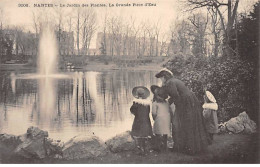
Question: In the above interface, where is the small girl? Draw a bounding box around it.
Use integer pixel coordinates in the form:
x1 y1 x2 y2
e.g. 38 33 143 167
202 90 219 144
151 85 172 152
130 86 153 155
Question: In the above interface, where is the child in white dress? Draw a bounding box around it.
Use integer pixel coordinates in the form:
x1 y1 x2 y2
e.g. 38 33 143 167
202 91 219 144
151 85 171 152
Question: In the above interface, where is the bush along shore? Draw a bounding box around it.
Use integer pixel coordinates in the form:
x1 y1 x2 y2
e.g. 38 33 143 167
163 54 258 124
0 111 258 164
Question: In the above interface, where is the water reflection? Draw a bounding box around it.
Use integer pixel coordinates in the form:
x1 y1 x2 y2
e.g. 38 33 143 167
37 77 57 125
0 70 159 141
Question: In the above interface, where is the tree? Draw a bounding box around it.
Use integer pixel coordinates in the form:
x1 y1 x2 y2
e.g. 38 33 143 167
13 26 23 55
154 19 161 57
0 31 13 63
233 2 259 63
171 19 192 56
99 42 106 55
164 1 259 122
144 21 155 56
0 7 5 30
54 6 66 56
100 12 108 56
0 7 5 62
229 1 259 119
130 17 141 57
107 16 123 56
140 21 148 56
207 6 222 57
31 10 40 57
81 9 97 55
76 8 81 56
186 0 240 56
122 21 130 56
160 32 169 56
188 13 208 57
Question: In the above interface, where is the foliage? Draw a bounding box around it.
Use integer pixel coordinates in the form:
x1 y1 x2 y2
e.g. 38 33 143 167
164 54 257 123
163 1 259 123
99 42 106 55
0 30 13 63
231 1 259 64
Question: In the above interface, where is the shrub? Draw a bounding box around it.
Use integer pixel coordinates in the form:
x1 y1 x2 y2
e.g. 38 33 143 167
163 55 258 122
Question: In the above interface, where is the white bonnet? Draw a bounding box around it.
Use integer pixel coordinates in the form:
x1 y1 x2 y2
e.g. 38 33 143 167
206 91 216 103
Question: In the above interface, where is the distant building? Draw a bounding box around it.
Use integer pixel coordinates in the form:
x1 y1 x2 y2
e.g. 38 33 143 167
96 32 103 55
96 32 166 57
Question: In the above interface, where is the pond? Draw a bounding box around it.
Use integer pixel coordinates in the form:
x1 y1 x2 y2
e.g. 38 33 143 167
0 70 159 141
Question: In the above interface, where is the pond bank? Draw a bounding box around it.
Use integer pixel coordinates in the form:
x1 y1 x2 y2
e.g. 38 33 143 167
0 112 258 164
57 133 259 164
0 62 163 72
1 132 259 164
82 62 162 71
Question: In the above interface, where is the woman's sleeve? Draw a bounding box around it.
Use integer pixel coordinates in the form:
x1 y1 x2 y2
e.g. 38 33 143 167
130 102 137 115
152 103 158 120
162 81 180 104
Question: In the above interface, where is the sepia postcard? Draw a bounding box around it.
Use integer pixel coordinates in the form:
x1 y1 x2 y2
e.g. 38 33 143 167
0 0 259 164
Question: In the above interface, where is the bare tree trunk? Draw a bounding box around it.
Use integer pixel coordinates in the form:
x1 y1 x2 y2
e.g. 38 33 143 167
82 22 86 55
58 26 61 56
15 32 18 55
103 31 106 55
235 14 239 57
187 0 240 57
102 13 107 56
77 11 80 56
143 33 146 56
156 35 159 56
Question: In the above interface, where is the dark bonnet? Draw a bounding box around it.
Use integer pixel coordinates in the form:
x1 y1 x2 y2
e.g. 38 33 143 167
155 70 172 79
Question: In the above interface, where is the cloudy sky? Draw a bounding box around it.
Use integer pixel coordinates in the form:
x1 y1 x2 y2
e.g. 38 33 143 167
0 0 179 28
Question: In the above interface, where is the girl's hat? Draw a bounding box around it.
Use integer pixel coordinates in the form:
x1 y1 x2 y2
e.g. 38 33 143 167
155 68 173 78
150 85 168 100
206 91 216 103
156 88 168 100
132 86 150 99
150 85 160 94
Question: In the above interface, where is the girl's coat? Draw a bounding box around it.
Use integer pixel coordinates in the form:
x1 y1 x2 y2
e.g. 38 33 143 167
130 99 153 137
203 103 219 134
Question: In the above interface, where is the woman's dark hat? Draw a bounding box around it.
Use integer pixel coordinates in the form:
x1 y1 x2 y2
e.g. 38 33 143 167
132 86 150 99
155 68 173 78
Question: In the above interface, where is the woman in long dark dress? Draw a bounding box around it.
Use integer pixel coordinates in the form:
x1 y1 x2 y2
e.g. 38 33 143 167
155 68 209 155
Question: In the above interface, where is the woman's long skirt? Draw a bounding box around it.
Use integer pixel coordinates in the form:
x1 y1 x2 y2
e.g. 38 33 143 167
172 93 209 155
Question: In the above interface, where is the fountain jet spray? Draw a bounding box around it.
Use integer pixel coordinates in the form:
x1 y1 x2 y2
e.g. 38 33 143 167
38 26 58 75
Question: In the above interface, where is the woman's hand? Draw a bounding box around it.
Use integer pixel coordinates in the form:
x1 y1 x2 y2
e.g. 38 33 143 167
168 97 174 105
152 114 157 120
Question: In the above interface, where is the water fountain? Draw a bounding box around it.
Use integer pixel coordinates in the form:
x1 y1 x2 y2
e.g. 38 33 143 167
8 25 106 136
5 25 139 141
38 26 58 76
11 26 69 80
10 26 69 124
